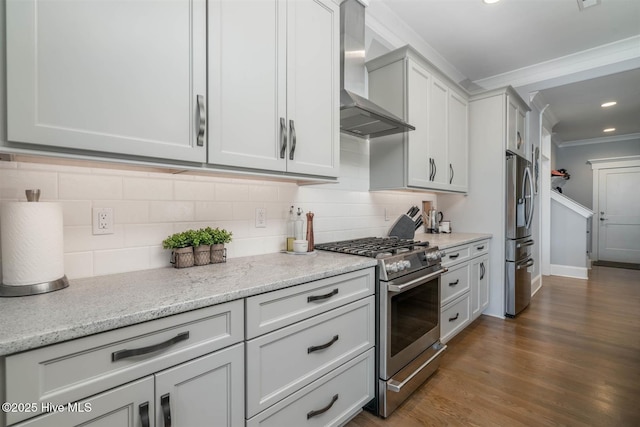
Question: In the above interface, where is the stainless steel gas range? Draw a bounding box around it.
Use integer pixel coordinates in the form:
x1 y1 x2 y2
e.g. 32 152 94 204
315 237 448 417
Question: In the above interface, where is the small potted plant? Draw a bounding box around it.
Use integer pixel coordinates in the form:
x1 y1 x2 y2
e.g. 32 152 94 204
189 228 214 266
204 226 232 263
162 231 194 268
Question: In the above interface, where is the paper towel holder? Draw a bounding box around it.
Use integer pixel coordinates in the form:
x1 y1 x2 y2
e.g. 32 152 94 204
0 189 70 297
0 276 69 297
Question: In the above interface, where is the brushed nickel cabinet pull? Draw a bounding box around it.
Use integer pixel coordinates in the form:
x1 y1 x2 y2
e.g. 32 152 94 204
308 335 339 353
196 95 205 147
307 394 339 419
280 118 287 159
111 332 189 362
161 394 171 427
307 288 339 303
289 119 297 160
139 402 150 427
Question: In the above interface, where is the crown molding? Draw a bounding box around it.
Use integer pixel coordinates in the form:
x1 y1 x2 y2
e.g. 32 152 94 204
556 132 640 148
472 35 640 91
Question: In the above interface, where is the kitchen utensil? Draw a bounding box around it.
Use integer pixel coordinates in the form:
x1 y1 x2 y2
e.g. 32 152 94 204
426 209 444 233
388 214 416 239
306 212 315 252
414 215 423 230
407 206 420 219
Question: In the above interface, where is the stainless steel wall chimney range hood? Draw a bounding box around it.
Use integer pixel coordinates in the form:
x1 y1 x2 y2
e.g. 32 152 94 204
340 0 415 139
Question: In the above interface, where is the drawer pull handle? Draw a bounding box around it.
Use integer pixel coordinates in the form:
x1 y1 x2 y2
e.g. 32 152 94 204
449 279 459 286
139 402 150 427
161 394 171 427
111 331 190 362
307 288 339 303
308 335 339 354
477 245 485 250
449 253 460 259
307 394 339 419
449 313 459 322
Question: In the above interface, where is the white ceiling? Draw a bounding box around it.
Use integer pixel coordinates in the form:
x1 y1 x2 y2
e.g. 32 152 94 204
374 0 640 145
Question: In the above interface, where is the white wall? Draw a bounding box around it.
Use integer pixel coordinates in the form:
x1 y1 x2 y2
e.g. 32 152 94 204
555 138 640 208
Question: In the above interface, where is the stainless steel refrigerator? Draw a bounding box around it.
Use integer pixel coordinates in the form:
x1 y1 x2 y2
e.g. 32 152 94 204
505 152 535 317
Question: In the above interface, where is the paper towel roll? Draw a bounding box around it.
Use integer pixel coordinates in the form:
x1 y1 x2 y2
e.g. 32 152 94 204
1 202 65 286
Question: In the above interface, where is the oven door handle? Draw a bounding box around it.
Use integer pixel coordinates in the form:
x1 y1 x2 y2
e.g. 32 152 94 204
387 344 447 393
387 268 448 293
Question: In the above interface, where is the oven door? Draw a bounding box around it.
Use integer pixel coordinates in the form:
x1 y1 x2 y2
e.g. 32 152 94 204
380 267 445 379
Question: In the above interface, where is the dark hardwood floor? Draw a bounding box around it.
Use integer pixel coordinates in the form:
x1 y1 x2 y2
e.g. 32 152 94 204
348 266 640 426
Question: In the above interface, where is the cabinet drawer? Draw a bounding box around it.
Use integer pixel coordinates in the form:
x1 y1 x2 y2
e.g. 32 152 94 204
247 348 375 427
246 268 374 339
441 263 470 306
246 296 374 417
472 240 490 258
441 294 470 344
5 300 243 425
441 244 470 267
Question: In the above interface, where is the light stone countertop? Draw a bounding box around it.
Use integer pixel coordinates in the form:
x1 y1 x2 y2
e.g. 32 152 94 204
414 232 492 249
0 251 376 357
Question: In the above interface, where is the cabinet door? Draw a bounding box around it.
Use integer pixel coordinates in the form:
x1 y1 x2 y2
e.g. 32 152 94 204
517 108 527 158
406 60 432 187
13 377 154 427
285 0 340 177
427 77 449 188
155 343 244 427
208 0 287 172
6 0 206 163
470 254 490 320
447 91 468 192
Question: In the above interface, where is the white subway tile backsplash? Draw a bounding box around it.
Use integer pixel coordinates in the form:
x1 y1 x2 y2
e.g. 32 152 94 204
1 153 436 281
93 247 150 276
124 177 173 200
64 252 94 279
59 173 122 200
174 180 216 201
149 201 195 223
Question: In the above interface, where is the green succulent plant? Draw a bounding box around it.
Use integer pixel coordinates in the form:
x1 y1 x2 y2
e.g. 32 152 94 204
203 226 233 245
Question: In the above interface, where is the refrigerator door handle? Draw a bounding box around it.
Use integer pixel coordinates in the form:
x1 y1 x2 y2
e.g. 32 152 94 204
516 258 534 270
522 166 534 230
516 239 535 248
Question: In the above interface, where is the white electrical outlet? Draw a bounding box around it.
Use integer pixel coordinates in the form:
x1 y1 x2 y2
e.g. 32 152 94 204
255 208 267 228
92 207 114 235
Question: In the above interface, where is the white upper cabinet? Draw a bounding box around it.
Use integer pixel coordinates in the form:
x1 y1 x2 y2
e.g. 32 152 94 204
6 0 207 162
367 46 469 193
507 94 528 159
208 0 339 178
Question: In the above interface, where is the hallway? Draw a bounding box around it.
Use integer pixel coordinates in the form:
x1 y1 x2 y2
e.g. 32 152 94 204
348 266 640 426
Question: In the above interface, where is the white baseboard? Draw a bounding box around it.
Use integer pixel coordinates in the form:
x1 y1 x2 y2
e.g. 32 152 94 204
550 264 589 279
531 274 542 296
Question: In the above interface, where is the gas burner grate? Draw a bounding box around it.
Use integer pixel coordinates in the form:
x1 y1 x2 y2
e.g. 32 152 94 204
315 237 429 258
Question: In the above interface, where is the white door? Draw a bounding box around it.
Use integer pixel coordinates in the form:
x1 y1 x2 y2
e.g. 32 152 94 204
154 344 244 427
447 90 468 192
7 0 206 163
406 59 431 188
285 0 340 177
428 77 449 188
208 0 287 172
597 166 640 263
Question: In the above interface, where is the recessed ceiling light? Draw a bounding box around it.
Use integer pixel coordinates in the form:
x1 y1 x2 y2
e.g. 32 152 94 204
483 0 501 4
603 128 616 133
601 101 617 108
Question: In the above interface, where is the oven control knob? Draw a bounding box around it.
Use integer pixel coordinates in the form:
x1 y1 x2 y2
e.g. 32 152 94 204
386 262 398 273
401 260 412 269
397 262 406 271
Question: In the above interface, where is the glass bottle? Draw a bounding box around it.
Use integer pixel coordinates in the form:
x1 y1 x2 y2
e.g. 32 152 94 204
294 208 305 241
286 206 295 252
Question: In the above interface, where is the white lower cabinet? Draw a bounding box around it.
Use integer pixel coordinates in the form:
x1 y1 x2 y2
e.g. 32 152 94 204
245 267 376 426
14 344 245 427
3 301 244 427
440 239 491 343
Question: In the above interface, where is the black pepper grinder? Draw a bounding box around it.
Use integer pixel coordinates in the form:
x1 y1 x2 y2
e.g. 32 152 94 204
306 211 314 252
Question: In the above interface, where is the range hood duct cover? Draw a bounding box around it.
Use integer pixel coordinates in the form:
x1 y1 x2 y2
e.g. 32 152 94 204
340 0 415 139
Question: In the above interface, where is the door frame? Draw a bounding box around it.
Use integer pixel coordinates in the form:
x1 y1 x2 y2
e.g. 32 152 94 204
588 155 640 261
